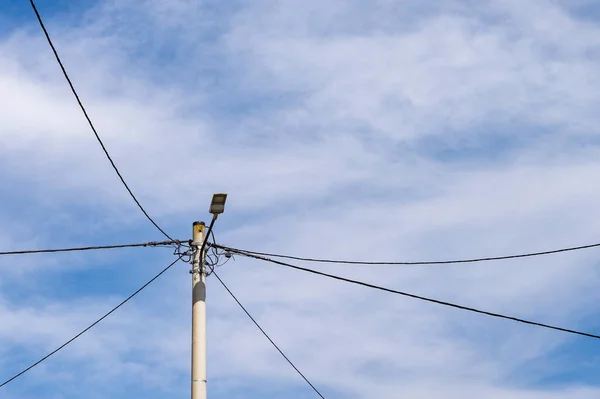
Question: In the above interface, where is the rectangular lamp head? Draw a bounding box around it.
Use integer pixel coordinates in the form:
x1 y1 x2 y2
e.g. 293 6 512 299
209 193 228 215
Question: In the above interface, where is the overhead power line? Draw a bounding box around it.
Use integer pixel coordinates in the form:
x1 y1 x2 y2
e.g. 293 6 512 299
212 271 326 398
0 240 183 256
29 0 173 242
0 256 183 389
212 240 600 266
230 249 600 340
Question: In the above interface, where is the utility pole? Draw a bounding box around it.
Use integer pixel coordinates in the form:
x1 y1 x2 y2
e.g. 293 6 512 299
191 221 207 399
189 194 228 399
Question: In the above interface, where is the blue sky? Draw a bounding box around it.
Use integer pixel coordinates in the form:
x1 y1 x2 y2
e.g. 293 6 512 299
2 0 600 398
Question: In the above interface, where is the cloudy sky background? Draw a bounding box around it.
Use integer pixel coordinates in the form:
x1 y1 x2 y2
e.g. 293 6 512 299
2 0 600 397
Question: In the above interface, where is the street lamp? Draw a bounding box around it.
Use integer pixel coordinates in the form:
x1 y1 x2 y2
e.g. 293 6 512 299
209 193 227 218
190 192 228 399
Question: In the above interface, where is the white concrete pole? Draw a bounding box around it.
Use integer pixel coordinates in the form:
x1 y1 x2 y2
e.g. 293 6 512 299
191 221 207 399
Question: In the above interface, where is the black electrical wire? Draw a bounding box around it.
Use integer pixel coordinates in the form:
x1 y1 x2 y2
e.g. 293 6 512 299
212 240 600 266
212 271 326 398
206 230 230 270
198 217 217 261
0 240 182 256
0 255 183 388
29 0 173 242
230 249 600 340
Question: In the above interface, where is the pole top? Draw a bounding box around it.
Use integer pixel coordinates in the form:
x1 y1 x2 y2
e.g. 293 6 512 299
193 221 206 227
